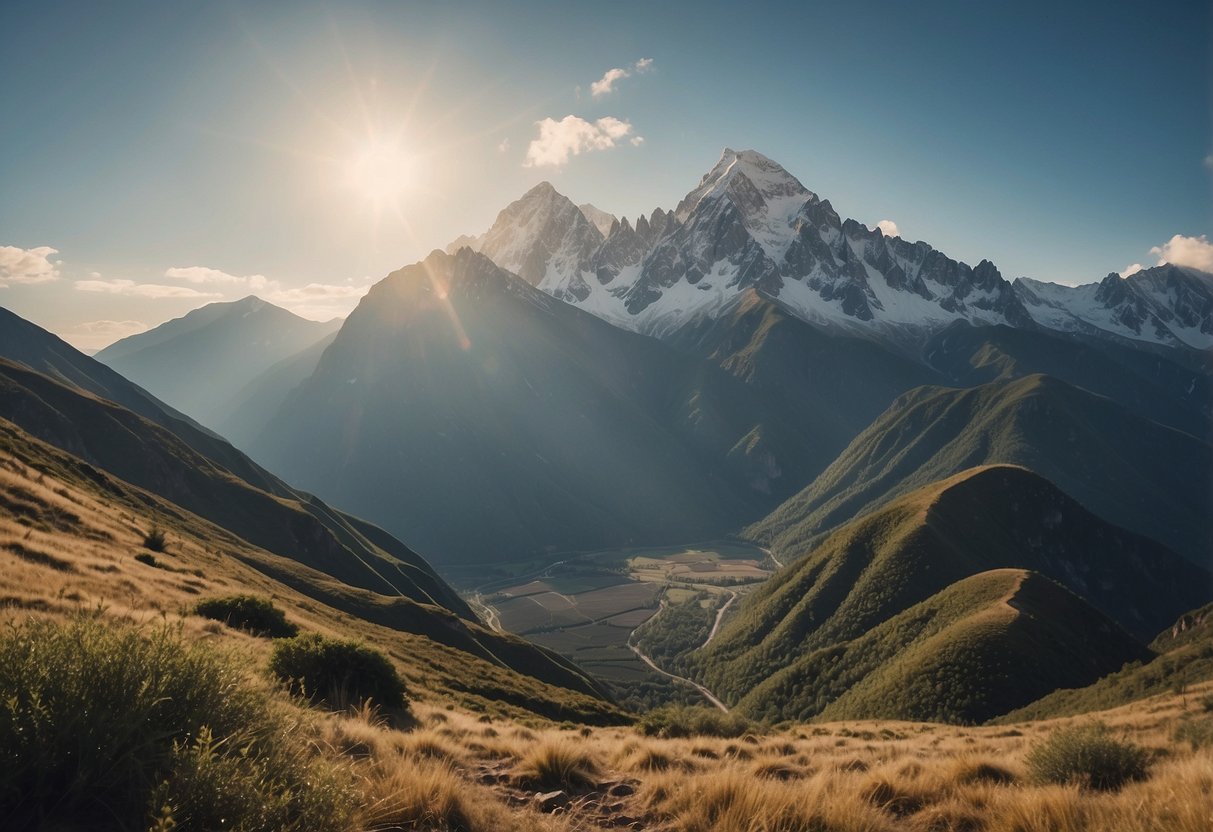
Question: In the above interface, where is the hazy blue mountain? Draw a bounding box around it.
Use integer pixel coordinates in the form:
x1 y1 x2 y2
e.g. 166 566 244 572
95 296 340 430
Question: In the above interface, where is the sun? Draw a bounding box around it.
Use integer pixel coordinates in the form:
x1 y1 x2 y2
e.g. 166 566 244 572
345 138 416 209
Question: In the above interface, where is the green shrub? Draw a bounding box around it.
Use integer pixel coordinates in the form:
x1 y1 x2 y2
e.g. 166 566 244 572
636 705 755 739
142 525 167 552
1173 717 1213 750
269 633 408 713
0 615 354 830
194 594 298 638
1025 723 1151 791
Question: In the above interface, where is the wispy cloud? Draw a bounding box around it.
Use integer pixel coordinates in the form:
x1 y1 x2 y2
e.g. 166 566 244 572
164 266 273 289
263 281 370 320
876 220 900 238
524 115 637 167
74 278 222 299
0 245 60 286
589 58 654 98
60 319 150 352
1119 263 1144 278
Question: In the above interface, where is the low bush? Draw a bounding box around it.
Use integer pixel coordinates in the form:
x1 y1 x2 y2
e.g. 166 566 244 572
637 705 755 739
269 633 408 714
142 525 167 552
1025 723 1151 791
1173 717 1213 750
134 551 162 568
0 615 354 830
194 594 298 638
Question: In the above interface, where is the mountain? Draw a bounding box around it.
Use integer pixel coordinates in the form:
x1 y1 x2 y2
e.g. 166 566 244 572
578 203 618 237
213 330 338 450
446 182 605 287
923 321 1213 441
0 355 466 614
1014 264 1213 351
749 374 1213 566
452 148 1212 354
996 601 1213 723
737 569 1150 724
249 248 768 564
95 296 341 430
0 305 294 493
696 465 1208 716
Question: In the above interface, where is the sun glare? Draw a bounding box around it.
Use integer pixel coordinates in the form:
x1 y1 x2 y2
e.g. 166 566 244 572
345 139 416 208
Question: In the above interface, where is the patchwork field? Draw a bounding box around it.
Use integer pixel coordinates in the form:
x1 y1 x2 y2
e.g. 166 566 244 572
474 542 774 701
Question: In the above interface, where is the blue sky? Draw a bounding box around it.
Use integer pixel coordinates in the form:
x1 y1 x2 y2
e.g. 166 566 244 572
1 0 1209 349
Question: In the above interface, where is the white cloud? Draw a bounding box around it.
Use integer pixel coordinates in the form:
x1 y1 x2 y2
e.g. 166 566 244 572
164 265 273 290
589 58 655 98
1149 234 1213 273
1204 154 1213 171
497 138 510 153
630 136 645 147
74 278 222 299
876 220 900 238
524 115 637 167
60 320 149 352
263 282 370 320
1119 263 1144 278
591 67 630 98
0 245 60 285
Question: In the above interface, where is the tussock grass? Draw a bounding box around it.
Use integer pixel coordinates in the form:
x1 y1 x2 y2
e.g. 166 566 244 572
515 740 601 791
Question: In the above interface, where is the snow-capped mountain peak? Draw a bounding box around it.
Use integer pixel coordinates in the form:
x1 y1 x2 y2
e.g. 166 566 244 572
578 203 618 237
445 149 1209 353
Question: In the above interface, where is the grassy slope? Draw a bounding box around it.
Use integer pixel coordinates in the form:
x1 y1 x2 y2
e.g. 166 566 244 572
698 465 1209 712
737 569 1149 724
747 373 1213 566
0 357 464 613
924 321 1213 441
666 290 942 498
997 602 1213 723
0 416 619 722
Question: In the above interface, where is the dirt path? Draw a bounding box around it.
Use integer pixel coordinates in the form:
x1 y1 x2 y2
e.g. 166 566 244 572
628 600 730 712
701 589 737 649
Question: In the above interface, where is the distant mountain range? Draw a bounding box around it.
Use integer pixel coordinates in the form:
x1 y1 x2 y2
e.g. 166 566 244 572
95 296 341 432
448 148 1213 351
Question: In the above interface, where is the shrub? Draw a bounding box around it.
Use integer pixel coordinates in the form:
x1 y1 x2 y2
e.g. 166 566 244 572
269 633 408 713
142 525 167 552
0 615 354 830
637 705 755 739
1173 717 1213 750
194 594 298 638
1025 723 1151 791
